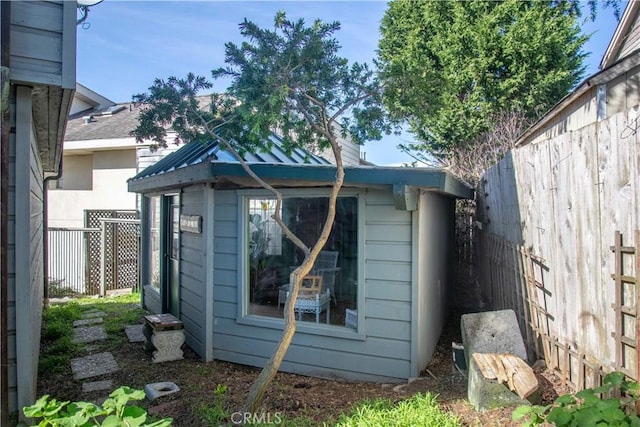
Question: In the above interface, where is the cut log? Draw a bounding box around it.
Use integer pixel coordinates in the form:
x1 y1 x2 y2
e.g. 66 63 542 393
472 353 539 400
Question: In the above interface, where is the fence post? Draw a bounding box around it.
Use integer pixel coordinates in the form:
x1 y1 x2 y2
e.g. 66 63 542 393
100 220 107 297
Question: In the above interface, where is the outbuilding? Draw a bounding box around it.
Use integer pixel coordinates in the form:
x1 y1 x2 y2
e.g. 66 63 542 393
128 137 472 381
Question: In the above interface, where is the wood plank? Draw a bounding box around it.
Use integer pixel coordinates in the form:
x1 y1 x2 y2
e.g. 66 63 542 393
472 353 539 399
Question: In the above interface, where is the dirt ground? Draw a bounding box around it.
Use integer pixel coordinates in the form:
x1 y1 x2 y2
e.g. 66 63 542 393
38 300 570 426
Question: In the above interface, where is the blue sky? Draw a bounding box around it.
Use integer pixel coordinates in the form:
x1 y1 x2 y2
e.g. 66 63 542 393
77 1 622 165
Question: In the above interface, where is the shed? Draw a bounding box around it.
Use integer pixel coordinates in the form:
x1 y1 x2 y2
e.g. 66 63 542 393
128 137 472 381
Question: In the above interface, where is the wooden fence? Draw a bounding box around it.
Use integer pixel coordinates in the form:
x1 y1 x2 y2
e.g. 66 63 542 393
479 230 639 391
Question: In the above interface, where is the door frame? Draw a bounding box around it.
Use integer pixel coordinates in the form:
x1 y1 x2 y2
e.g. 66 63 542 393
160 193 181 316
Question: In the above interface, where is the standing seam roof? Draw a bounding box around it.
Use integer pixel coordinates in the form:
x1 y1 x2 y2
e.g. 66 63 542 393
131 134 331 181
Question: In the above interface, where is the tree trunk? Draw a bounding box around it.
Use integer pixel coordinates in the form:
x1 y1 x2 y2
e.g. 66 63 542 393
243 144 345 413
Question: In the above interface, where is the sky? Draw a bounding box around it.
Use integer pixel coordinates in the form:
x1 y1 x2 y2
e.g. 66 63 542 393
76 1 623 165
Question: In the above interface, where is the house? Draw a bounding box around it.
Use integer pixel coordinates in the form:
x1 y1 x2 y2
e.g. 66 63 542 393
47 83 178 228
49 90 364 229
0 1 76 421
128 137 472 382
478 1 640 385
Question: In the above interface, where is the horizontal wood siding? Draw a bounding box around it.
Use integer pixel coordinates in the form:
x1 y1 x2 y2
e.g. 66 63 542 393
179 185 206 357
619 10 640 59
9 87 45 418
9 1 72 86
210 188 414 381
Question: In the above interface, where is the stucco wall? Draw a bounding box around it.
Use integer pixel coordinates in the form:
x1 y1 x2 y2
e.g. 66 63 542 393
48 149 137 227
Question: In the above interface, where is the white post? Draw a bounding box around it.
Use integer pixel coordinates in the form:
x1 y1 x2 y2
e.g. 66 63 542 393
99 220 107 296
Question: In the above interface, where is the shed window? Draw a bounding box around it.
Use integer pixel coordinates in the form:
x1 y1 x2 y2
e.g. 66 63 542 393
246 195 359 328
148 196 161 290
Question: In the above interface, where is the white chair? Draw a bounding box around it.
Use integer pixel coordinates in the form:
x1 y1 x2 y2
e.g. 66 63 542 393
309 251 340 305
285 275 331 323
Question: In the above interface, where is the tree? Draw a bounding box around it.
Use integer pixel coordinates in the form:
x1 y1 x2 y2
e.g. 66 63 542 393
132 12 388 413
377 0 591 154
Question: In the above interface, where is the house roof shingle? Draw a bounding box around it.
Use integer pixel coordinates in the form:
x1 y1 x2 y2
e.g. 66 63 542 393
65 103 141 141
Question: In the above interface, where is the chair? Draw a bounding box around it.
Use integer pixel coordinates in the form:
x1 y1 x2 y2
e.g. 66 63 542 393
309 251 340 305
293 275 331 323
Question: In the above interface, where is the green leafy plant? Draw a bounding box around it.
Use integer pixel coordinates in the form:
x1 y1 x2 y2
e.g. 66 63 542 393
198 384 228 427
23 386 172 427
513 371 640 426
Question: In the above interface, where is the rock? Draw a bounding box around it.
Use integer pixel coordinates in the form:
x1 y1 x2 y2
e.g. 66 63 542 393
461 309 530 411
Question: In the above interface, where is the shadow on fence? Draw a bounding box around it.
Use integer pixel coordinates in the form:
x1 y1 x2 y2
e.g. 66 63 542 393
477 230 640 392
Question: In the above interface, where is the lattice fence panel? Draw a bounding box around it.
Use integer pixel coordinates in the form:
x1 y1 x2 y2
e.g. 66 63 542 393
85 210 138 295
112 221 140 291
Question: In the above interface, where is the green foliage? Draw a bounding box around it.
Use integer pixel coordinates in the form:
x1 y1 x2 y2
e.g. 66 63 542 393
198 384 228 427
513 372 640 426
132 12 394 158
378 0 589 153
335 393 460 427
23 386 172 427
40 303 83 374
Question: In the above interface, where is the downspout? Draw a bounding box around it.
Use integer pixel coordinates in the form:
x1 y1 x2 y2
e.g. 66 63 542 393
43 156 63 305
1 1 11 423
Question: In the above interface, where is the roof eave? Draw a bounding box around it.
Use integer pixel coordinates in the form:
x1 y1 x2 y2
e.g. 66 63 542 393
515 49 640 147
600 1 640 70
128 162 473 199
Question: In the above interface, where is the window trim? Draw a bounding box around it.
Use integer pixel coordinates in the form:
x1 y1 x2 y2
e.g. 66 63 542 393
236 187 366 340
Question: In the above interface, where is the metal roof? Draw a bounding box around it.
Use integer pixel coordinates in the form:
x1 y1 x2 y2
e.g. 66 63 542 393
130 133 331 181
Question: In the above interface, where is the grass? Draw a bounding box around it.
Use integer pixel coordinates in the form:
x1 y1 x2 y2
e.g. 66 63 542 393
39 302 83 374
334 393 461 427
39 293 144 373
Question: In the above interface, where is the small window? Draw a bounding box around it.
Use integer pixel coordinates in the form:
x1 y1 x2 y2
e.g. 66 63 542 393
246 195 359 329
148 196 161 290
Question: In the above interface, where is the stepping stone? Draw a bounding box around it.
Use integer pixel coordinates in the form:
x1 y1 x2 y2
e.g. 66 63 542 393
73 325 107 344
85 344 101 352
81 310 107 319
124 325 145 343
82 380 113 393
73 317 104 327
71 352 119 380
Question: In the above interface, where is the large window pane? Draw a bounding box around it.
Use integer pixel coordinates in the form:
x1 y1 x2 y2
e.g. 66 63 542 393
247 195 358 328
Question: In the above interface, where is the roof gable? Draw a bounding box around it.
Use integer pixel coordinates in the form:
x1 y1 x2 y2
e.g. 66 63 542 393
601 1 640 69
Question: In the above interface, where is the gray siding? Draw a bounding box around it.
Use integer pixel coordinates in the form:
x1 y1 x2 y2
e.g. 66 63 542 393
619 7 640 60
8 87 45 417
9 1 75 88
211 188 414 381
415 192 454 373
179 185 207 357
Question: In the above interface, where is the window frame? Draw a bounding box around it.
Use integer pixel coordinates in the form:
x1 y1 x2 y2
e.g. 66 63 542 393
236 187 366 340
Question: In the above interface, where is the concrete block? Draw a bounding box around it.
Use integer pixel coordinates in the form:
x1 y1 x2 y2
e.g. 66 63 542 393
461 309 529 411
124 324 145 343
145 382 180 401
461 309 527 364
